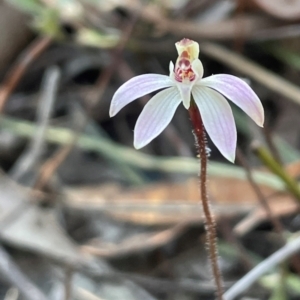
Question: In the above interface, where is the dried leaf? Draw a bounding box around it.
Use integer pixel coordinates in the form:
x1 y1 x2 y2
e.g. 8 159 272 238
65 176 278 225
0 173 81 263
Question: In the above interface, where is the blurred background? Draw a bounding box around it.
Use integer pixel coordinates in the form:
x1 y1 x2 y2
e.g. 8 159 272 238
1 0 300 299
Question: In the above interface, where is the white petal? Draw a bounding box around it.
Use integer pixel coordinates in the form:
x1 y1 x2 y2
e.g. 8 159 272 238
169 61 174 76
201 74 264 127
176 81 192 109
134 87 181 149
192 59 204 79
109 74 174 117
192 86 237 162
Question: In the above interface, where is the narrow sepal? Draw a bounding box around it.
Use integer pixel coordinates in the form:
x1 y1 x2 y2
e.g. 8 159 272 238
201 74 264 127
109 74 174 117
134 87 181 149
192 86 237 162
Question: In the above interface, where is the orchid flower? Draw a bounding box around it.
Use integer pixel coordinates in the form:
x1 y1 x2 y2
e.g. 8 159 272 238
109 38 264 162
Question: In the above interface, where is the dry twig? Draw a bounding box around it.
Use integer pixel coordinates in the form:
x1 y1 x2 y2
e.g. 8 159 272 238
0 245 48 300
0 37 51 112
9 66 60 183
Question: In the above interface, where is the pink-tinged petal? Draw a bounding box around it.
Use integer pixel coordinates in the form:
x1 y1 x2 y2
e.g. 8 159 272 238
201 74 264 127
134 87 181 149
109 74 174 117
192 86 237 162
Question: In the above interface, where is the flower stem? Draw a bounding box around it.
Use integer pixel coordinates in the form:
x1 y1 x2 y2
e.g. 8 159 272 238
188 100 224 300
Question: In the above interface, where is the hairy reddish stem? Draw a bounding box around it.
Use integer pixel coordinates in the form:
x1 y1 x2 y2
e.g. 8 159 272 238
188 101 224 300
